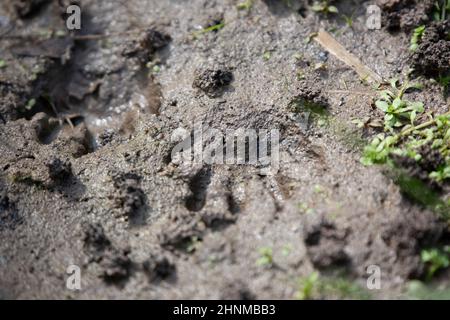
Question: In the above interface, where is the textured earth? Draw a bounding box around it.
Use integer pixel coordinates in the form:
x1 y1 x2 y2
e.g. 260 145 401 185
0 0 449 299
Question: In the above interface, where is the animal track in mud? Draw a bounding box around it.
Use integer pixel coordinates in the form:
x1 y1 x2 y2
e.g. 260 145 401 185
82 223 133 285
185 167 212 212
3 4 171 154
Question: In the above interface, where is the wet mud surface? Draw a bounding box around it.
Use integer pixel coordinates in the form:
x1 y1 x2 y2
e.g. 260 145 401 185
0 0 449 299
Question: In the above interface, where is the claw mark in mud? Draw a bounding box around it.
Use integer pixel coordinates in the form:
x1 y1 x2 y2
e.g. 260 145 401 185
193 66 233 98
83 223 133 285
143 252 176 283
158 214 204 253
0 190 23 231
303 216 350 270
110 172 149 226
185 167 212 212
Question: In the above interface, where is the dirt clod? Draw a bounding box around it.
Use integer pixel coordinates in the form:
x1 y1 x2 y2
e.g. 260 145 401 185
410 21 450 79
47 158 72 182
377 0 435 32
193 67 233 98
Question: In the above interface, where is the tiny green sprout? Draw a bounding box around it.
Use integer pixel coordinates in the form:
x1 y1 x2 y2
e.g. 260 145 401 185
298 202 315 215
304 32 318 44
193 21 225 39
410 25 426 51
296 272 319 300
296 70 306 80
314 184 325 194
311 1 339 15
0 59 6 69
152 65 161 74
421 247 450 280
361 134 398 166
55 30 67 37
282 245 292 257
256 247 273 266
237 0 253 11
186 236 201 253
342 14 354 28
26 99 36 111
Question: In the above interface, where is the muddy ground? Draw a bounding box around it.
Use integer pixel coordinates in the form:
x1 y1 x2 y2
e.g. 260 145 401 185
0 0 449 299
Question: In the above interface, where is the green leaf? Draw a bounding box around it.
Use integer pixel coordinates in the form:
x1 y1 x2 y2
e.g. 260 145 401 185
375 100 389 112
328 6 339 13
409 101 424 112
390 78 399 90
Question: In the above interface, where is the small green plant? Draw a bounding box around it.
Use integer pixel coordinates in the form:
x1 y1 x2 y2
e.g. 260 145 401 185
25 99 36 111
296 272 319 300
410 25 426 51
295 272 370 300
342 14 354 28
186 236 201 253
361 78 450 197
256 247 274 267
374 79 424 132
237 0 253 11
0 59 6 69
192 21 225 39
298 202 315 214
421 247 450 280
263 50 272 61
281 244 292 257
311 1 338 14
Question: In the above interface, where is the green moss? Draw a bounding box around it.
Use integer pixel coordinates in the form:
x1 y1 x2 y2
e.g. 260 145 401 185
296 272 371 300
388 170 450 218
407 281 450 300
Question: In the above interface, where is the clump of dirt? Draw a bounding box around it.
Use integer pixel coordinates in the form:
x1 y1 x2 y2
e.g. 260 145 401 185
83 223 133 284
376 0 435 31
192 66 233 98
293 79 329 108
410 21 450 79
303 215 350 270
46 158 72 182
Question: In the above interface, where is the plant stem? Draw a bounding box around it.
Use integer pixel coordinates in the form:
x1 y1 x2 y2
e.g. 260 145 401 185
399 110 450 137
